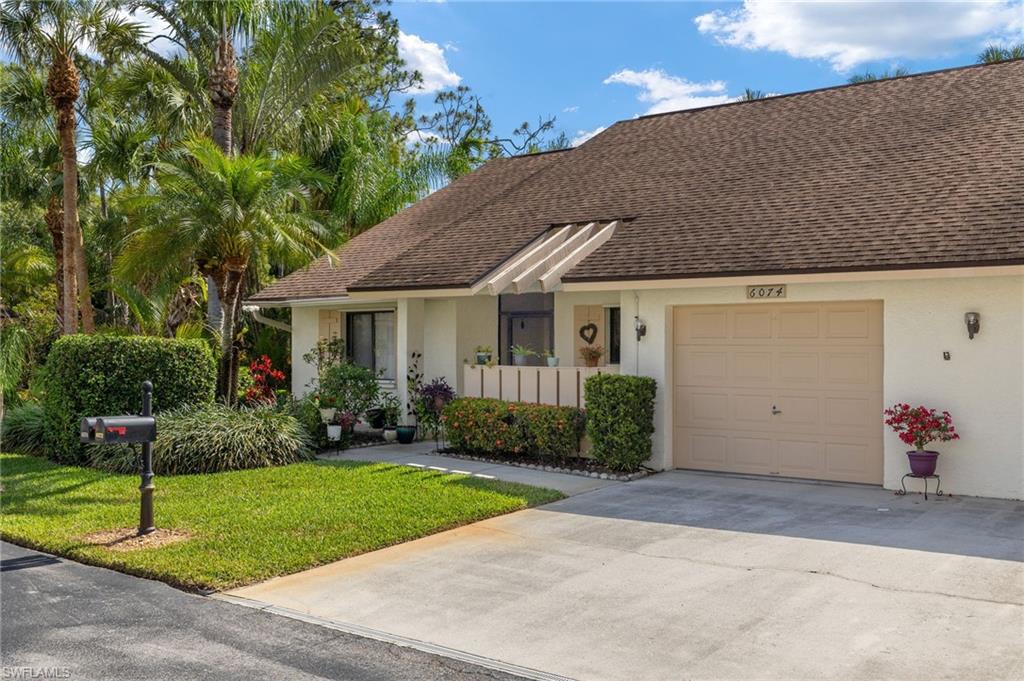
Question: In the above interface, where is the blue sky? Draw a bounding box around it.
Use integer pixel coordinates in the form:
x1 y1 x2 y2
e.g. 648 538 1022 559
393 0 1024 145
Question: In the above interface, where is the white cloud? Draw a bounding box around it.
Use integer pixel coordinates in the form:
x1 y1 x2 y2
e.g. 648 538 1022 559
695 0 1024 72
119 8 178 57
571 126 607 146
399 31 461 94
563 105 579 113
603 69 733 115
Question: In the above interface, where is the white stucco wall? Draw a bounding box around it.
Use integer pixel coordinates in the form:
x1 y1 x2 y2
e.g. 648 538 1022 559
616 274 1024 500
290 306 320 396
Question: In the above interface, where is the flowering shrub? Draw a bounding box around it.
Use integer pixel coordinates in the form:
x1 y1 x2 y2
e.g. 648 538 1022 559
883 403 960 451
442 398 584 461
244 355 286 406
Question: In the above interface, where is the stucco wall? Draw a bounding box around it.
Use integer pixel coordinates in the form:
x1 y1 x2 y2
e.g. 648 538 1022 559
617 275 1024 499
290 306 320 396
553 291 621 366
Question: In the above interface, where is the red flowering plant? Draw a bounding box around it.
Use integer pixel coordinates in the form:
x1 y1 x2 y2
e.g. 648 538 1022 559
883 403 959 452
244 355 286 406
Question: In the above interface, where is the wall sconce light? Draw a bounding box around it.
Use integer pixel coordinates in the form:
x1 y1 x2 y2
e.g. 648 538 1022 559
634 316 647 342
964 312 980 340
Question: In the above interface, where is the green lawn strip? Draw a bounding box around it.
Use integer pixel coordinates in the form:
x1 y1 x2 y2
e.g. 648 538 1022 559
0 453 563 591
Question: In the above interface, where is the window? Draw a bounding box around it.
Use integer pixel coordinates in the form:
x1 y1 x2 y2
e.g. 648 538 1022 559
607 307 621 364
346 311 396 381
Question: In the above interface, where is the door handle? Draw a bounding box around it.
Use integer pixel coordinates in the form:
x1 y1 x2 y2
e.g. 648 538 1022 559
771 405 782 415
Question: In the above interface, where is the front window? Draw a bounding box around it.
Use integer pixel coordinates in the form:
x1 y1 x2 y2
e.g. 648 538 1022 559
346 311 396 381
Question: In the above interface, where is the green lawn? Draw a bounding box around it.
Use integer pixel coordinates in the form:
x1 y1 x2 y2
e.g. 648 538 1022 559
0 453 562 591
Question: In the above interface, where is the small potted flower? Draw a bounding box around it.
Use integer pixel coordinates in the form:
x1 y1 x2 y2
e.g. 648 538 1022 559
474 345 493 365
884 403 960 476
542 349 559 367
579 344 604 368
318 394 337 423
510 344 535 366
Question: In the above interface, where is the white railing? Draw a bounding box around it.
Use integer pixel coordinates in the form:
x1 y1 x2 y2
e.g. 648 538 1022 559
462 365 618 409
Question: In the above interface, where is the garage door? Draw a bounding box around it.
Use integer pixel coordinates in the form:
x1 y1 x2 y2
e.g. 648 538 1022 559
673 301 883 484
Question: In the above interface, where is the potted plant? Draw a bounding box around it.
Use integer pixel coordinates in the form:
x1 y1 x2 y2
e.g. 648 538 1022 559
380 393 402 442
542 350 559 367
318 394 337 423
580 344 604 368
366 407 386 429
474 345 493 365
510 344 535 366
396 423 417 444
884 403 960 476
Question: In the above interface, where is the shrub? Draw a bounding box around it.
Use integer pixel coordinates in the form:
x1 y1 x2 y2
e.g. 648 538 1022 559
584 374 657 472
285 395 328 450
443 398 584 461
1 402 47 457
42 335 216 464
89 403 313 475
320 363 379 419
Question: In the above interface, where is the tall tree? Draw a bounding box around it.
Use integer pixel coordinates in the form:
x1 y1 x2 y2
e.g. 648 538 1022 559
1 0 140 334
117 138 331 402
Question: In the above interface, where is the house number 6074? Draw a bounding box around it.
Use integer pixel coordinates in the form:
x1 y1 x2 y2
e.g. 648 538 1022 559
746 285 787 299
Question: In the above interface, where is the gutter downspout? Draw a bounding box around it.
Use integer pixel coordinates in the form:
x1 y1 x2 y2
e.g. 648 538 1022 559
243 305 292 333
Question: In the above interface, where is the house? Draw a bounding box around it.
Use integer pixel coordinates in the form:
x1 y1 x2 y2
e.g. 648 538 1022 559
249 60 1024 500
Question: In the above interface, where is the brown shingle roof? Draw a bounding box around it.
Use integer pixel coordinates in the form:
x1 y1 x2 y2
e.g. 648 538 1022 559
253 60 1024 301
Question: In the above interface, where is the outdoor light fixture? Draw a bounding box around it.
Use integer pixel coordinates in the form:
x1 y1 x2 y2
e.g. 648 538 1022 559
965 312 980 340
634 315 647 342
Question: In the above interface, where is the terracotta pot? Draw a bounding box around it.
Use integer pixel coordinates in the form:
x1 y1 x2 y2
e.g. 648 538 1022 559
907 450 939 476
584 357 599 368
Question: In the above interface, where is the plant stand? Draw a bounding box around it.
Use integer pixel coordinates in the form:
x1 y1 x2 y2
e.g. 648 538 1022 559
896 473 943 500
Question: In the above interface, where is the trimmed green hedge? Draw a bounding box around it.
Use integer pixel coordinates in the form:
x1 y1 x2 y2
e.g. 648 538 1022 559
584 374 657 472
42 335 216 464
88 404 313 475
443 397 584 461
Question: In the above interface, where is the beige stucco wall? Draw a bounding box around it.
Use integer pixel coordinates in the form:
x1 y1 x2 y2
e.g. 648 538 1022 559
553 291 621 366
616 275 1024 500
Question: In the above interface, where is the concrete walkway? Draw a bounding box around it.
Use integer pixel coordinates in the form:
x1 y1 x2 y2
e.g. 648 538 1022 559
230 471 1024 681
319 442 619 496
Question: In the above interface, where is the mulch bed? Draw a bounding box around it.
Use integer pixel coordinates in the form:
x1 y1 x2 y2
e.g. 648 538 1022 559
80 527 191 552
436 447 650 482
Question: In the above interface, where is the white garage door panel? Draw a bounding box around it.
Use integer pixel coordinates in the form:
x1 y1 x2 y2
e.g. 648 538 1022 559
673 302 883 484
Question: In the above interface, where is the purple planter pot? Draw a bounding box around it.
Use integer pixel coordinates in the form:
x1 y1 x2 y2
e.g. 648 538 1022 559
907 450 939 476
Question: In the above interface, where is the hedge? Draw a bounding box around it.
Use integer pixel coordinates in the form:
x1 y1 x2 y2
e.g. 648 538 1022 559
42 335 216 464
443 397 584 461
584 374 657 472
89 404 312 475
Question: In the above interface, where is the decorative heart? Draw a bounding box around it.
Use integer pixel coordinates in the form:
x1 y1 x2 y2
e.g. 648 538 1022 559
579 322 598 345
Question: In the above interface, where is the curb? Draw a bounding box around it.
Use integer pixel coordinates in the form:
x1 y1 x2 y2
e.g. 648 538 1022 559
211 593 576 681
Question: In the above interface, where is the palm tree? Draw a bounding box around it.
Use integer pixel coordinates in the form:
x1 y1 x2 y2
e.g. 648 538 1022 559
978 43 1024 64
1 0 141 334
740 88 768 101
117 137 331 401
847 67 910 84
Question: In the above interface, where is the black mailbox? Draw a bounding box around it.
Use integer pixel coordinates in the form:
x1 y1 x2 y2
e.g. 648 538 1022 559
94 416 156 444
79 381 158 535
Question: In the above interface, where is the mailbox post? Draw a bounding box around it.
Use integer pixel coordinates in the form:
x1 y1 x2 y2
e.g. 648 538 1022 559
138 381 155 534
80 380 157 536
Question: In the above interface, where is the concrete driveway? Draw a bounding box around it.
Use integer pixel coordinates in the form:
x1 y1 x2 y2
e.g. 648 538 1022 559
229 472 1024 681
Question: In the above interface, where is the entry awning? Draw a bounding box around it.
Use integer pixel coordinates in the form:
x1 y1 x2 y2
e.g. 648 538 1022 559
472 221 618 296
